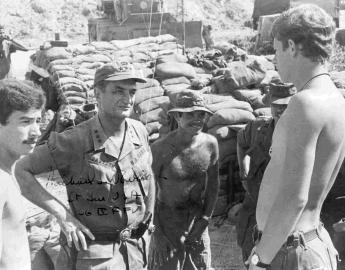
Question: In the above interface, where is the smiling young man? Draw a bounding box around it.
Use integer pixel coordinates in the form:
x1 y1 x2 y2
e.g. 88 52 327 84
148 91 219 270
248 4 345 270
0 79 44 270
15 64 155 270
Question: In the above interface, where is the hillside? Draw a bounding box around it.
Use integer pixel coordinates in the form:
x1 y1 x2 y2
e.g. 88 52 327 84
0 0 255 48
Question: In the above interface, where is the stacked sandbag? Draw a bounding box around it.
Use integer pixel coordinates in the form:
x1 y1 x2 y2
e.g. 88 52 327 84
202 93 254 165
231 89 266 110
34 35 184 134
155 53 198 121
133 79 168 138
213 61 266 94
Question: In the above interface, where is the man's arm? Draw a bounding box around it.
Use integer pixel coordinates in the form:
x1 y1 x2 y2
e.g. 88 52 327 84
237 141 250 180
144 146 155 218
186 136 220 242
203 136 220 218
0 184 7 260
15 145 94 250
254 96 321 265
237 123 253 190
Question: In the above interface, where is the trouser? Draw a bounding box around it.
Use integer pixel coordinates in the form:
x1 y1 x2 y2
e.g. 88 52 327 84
148 228 211 270
254 225 339 270
56 234 148 270
28 225 61 270
236 196 256 263
322 198 345 269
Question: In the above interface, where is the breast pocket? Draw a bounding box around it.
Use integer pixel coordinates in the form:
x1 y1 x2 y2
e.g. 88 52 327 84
81 152 118 202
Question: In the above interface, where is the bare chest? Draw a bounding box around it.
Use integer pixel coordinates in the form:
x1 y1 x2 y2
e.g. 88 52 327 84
2 180 26 225
161 147 211 181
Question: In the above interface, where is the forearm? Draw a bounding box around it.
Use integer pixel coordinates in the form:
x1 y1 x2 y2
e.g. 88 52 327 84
237 143 250 176
145 174 156 216
204 166 219 217
256 193 306 263
16 167 69 221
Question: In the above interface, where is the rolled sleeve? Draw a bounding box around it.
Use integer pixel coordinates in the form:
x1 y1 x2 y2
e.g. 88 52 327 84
27 144 57 175
46 130 80 175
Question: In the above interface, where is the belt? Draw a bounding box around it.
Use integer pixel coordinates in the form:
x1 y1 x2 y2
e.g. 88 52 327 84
254 224 323 247
92 228 133 242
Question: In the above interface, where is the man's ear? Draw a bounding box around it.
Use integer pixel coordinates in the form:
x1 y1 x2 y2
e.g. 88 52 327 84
287 39 301 57
94 86 101 101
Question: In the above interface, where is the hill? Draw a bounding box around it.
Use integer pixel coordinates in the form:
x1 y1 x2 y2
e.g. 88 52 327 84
0 0 255 48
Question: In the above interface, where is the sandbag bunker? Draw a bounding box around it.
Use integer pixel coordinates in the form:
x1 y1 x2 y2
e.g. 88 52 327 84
31 34 285 215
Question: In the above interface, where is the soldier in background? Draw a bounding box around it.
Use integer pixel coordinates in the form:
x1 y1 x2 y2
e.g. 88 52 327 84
236 83 296 264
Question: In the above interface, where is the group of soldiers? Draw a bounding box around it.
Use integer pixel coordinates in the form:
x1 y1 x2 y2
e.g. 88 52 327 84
0 3 345 270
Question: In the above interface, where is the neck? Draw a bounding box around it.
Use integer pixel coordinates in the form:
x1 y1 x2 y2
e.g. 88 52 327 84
0 146 19 174
291 61 329 91
98 112 126 137
175 128 199 145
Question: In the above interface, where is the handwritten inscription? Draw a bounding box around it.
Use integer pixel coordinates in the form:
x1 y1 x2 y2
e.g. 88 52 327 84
77 205 142 216
44 166 151 217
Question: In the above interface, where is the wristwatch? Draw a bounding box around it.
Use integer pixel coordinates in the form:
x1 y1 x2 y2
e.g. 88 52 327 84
250 252 270 268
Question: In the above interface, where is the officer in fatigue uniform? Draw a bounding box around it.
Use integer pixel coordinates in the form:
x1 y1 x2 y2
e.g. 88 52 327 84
15 63 155 270
236 83 296 264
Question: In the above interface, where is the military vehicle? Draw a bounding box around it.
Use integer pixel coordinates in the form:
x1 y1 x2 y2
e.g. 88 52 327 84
88 0 203 48
252 0 340 29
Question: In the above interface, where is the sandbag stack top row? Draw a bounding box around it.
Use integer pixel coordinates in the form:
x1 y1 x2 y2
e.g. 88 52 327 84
33 34 181 109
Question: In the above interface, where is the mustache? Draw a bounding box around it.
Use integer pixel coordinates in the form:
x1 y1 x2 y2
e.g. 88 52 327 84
23 139 38 144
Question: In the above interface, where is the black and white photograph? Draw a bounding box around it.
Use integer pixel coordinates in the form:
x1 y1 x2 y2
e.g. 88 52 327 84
0 0 344 269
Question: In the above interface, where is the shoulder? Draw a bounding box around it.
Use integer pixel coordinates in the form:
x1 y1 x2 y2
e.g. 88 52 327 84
151 132 174 153
201 132 218 146
48 117 92 150
127 118 148 137
284 93 320 125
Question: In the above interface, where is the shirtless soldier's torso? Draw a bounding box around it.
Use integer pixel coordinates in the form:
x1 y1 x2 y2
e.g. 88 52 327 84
149 91 219 270
248 4 345 270
0 79 44 269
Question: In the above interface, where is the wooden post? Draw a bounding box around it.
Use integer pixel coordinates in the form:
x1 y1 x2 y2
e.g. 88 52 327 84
181 0 185 55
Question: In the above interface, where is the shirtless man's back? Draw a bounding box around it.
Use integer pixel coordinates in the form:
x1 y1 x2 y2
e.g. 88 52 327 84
148 91 219 270
0 79 44 270
248 5 345 270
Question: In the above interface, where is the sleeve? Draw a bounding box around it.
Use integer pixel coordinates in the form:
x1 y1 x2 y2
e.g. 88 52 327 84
46 129 81 175
237 120 253 149
28 144 57 174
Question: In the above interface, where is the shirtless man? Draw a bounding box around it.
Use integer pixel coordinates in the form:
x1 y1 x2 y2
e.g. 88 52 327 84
148 91 219 270
0 79 44 269
248 4 345 270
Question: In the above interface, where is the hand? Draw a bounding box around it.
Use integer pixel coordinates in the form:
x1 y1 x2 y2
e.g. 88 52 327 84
241 180 249 192
239 168 248 180
57 211 95 251
246 247 269 270
187 217 209 241
148 229 176 268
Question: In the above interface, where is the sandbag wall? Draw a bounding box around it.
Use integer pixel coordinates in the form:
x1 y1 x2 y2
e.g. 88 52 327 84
33 34 182 140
